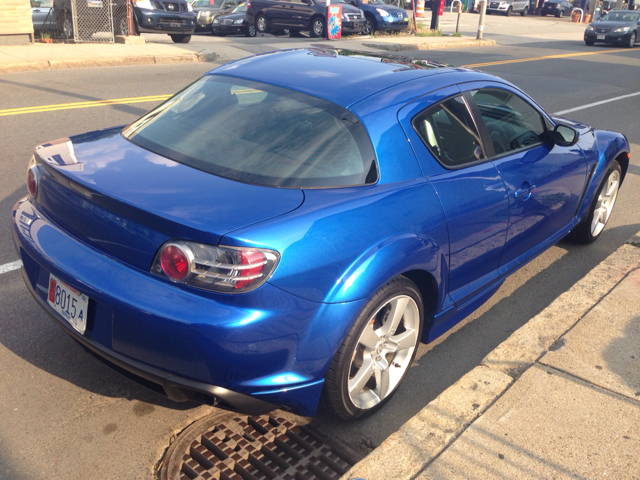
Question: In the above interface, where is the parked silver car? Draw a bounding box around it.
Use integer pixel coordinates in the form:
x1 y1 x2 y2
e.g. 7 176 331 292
31 0 57 33
486 0 529 15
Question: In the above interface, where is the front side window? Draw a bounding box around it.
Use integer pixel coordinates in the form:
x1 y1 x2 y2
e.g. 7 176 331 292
122 75 376 188
470 88 547 156
412 95 485 169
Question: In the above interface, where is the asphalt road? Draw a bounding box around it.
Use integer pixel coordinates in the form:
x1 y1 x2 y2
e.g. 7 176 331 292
1 34 639 479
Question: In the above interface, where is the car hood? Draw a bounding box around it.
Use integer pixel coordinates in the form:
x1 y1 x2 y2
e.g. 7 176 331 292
217 11 245 19
372 3 405 13
341 3 365 13
550 114 593 135
194 6 224 12
32 127 304 270
589 20 636 28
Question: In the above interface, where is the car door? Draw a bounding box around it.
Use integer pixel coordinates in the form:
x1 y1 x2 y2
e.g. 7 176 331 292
288 0 314 28
463 84 587 273
266 0 290 26
398 86 509 306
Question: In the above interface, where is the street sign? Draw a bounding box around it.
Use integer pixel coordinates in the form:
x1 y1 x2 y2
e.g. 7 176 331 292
327 4 342 39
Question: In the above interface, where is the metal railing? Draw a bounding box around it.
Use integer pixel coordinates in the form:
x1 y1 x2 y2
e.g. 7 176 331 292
572 7 584 22
450 0 461 12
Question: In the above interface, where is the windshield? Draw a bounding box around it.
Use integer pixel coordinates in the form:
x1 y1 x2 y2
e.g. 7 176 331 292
601 11 640 22
193 0 223 7
317 0 346 4
31 0 53 6
122 75 377 188
362 0 388 5
232 2 246 11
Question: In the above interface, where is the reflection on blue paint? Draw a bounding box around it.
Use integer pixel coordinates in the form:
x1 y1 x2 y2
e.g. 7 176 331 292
230 310 262 327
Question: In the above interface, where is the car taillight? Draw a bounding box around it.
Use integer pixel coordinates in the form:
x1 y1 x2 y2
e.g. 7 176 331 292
160 244 191 281
151 240 279 293
27 157 40 199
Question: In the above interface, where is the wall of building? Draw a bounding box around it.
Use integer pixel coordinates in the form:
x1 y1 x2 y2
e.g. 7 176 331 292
0 0 34 44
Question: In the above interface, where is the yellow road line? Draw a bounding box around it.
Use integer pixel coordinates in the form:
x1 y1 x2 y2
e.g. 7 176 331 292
0 94 171 117
462 48 629 68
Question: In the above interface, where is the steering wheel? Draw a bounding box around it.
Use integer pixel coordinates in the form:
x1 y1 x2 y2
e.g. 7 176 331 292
486 122 510 155
510 130 539 150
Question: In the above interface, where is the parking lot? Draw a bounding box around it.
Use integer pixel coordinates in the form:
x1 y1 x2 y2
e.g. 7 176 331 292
1 13 640 479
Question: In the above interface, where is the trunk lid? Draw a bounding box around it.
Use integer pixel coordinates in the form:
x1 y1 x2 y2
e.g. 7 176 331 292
34 127 304 271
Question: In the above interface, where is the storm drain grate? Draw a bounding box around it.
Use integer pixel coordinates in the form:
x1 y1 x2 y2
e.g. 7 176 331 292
163 414 362 480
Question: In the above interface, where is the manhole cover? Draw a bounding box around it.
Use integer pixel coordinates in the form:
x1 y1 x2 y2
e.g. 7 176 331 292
161 413 363 480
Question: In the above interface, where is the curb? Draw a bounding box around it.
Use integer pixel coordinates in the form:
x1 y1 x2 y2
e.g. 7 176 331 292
342 234 640 480
0 49 217 74
362 39 496 51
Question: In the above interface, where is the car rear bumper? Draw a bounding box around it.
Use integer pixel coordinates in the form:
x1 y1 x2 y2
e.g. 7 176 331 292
134 9 196 33
12 197 366 416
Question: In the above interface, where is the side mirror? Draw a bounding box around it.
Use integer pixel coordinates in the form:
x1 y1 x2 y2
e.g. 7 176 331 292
554 124 578 147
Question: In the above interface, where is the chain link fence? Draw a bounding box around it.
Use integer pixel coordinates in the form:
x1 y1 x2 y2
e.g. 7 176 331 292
66 0 131 42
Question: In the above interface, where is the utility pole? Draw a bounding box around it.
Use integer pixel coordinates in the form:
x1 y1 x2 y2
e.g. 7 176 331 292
477 0 487 39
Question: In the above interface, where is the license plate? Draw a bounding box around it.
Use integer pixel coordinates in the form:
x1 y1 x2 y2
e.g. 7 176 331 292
170 22 181 27
597 34 605 40
47 274 89 335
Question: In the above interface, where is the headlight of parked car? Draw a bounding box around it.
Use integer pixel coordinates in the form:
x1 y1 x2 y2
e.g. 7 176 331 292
613 26 630 32
212 16 219 23
233 18 244 24
133 0 154 9
586 25 594 30
187 3 193 11
376 8 390 16
151 240 280 293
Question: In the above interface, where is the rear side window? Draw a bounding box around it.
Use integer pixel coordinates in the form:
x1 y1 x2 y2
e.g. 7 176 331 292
412 95 485 169
122 75 377 188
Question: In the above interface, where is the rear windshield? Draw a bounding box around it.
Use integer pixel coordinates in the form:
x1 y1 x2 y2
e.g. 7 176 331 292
122 75 377 188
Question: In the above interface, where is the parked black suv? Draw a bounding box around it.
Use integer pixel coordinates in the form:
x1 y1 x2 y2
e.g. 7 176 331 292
247 0 365 37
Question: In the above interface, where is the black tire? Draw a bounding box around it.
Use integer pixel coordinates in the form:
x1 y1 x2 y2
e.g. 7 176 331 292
566 161 621 244
323 276 424 420
310 16 325 37
169 34 191 43
585 38 595 45
521 6 528 15
245 23 256 37
255 14 269 34
541 11 546 15
626 31 636 48
363 15 376 35
505 6 512 16
487 10 492 14
555 9 563 17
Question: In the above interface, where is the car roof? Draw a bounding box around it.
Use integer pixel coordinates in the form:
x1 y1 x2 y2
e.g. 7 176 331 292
208 48 453 108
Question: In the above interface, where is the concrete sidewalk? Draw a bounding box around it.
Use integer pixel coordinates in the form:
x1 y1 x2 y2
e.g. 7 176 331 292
0 33 493 74
344 231 640 479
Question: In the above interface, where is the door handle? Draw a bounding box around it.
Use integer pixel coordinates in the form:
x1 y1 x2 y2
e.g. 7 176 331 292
514 183 536 200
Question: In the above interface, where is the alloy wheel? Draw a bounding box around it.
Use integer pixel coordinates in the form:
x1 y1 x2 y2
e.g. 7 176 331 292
347 295 419 410
257 16 267 33
63 16 73 38
363 18 373 35
590 169 620 237
247 24 256 36
629 31 636 48
313 19 324 37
